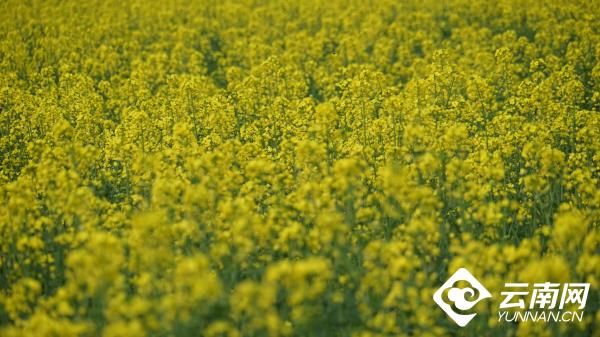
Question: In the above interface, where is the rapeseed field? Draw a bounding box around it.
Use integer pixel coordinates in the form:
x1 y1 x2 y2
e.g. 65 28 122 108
0 0 599 336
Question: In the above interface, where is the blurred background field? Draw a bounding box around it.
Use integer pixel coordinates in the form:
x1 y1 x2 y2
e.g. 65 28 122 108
0 0 599 336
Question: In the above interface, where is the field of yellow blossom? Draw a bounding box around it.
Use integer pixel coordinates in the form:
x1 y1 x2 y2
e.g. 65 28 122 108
0 0 599 336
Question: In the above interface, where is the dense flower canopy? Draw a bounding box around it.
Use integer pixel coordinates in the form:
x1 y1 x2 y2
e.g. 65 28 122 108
0 0 599 336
